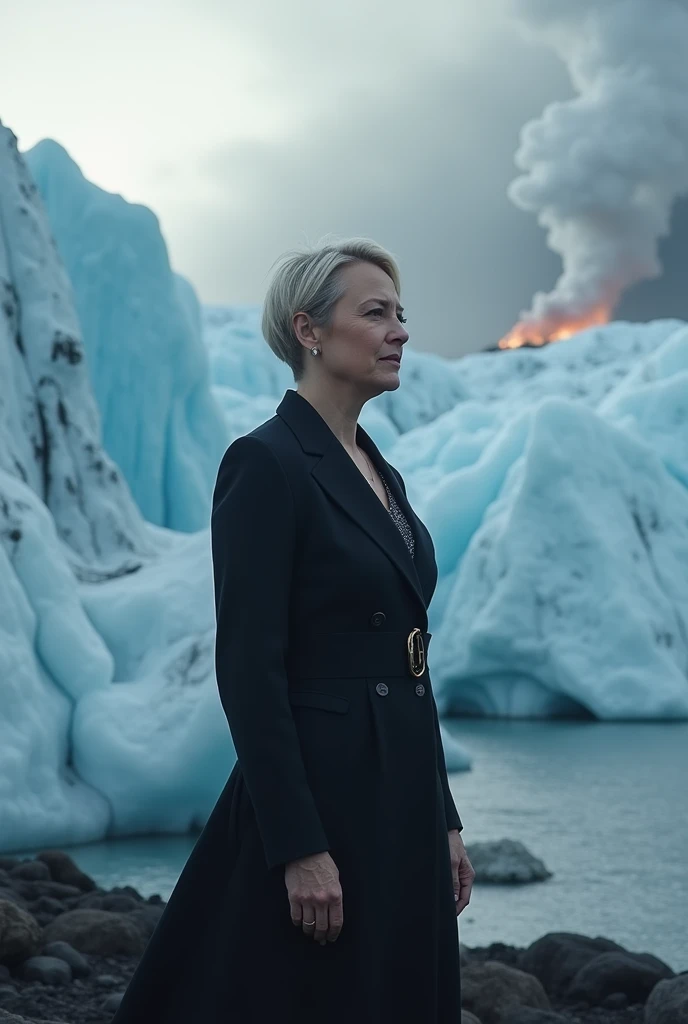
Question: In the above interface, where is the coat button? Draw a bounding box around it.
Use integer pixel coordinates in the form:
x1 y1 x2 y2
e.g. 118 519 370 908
370 611 386 628
415 683 425 696
375 682 389 696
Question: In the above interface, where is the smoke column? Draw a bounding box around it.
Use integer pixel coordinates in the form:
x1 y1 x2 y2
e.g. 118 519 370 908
502 0 688 347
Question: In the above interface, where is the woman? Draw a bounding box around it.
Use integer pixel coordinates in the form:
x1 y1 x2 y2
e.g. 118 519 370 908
111 238 474 1024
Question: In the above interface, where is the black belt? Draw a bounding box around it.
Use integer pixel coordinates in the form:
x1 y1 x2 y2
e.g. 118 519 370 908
286 629 431 679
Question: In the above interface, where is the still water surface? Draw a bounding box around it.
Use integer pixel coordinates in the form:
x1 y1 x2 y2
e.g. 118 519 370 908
15 720 687 971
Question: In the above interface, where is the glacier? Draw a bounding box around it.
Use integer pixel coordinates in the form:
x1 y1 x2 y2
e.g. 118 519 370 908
23 137 227 533
1 119 687 854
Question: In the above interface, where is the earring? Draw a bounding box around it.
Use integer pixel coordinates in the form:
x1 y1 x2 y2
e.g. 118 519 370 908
310 347 320 356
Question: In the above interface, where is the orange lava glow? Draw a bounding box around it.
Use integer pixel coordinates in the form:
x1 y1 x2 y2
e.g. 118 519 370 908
498 304 612 350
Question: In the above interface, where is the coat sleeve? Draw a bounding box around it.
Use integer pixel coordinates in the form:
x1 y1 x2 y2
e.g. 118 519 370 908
211 434 331 871
388 461 463 834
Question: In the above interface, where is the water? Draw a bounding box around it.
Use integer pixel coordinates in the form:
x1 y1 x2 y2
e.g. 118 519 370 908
14 721 688 972
446 719 688 972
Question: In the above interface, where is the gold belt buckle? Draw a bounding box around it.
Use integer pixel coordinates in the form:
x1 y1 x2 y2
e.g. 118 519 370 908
407 627 426 678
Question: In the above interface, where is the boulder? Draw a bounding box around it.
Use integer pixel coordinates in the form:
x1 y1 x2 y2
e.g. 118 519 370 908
12 882 81 903
76 892 140 913
0 902 41 965
566 950 674 1005
40 941 91 979
461 1012 482 1024
109 886 144 903
27 899 64 918
7 865 49 884
519 932 627 1000
645 974 688 1023
461 960 550 1024
73 893 105 911
0 893 27 914
19 956 72 986
98 894 140 914
468 840 552 884
35 852 96 893
41 909 146 956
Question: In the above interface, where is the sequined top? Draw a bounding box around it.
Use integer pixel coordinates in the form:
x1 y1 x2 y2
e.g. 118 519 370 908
379 472 415 558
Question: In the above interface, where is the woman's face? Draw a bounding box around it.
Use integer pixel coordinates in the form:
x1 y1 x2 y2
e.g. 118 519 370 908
299 260 410 397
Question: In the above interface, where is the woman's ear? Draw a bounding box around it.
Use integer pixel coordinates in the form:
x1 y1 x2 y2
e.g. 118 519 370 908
293 311 319 348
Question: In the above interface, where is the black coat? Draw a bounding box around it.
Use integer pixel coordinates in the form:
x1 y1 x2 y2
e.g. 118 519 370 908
111 387 463 1024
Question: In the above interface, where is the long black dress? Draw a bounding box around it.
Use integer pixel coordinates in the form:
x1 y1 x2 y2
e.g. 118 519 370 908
110 388 463 1024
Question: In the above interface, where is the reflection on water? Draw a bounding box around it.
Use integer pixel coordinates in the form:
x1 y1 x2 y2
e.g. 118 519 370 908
14 720 688 972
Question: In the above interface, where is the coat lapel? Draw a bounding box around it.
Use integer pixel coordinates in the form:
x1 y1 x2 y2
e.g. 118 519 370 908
276 388 430 613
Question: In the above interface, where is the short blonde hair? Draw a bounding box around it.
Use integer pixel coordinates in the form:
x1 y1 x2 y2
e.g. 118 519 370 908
261 236 401 381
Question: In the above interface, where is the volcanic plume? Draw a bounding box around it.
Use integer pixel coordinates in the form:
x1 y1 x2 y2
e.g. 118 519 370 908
500 0 688 349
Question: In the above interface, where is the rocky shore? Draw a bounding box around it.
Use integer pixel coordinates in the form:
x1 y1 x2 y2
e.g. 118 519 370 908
0 851 685 1024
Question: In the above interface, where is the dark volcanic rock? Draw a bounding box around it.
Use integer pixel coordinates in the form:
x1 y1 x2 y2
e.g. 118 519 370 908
461 959 551 1024
12 883 80 906
520 932 628 1000
35 853 96 894
4 951 135 1024
0 902 41 966
71 889 133 911
40 943 91 980
467 839 553 884
566 950 674 1005
0 892 28 914
645 973 688 1023
7 866 50 885
27 900 64 919
0 850 679 1024
19 957 72 986
41 910 146 957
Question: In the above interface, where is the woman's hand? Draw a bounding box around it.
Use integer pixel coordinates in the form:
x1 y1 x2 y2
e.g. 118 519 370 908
285 851 344 945
448 830 474 916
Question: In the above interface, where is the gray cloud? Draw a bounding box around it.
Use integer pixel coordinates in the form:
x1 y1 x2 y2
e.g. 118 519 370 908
160 2 687 356
617 195 688 324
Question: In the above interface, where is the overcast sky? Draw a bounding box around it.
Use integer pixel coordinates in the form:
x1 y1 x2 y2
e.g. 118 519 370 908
3 0 687 356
